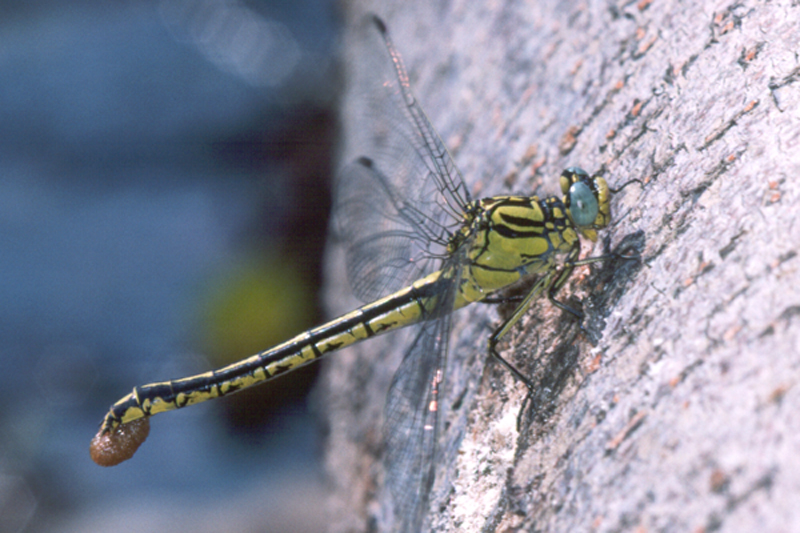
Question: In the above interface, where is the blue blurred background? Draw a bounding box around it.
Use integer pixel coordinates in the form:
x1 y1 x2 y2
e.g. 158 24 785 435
0 1 340 530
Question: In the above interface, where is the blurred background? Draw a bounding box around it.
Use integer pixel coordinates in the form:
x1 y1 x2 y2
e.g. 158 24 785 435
0 1 341 531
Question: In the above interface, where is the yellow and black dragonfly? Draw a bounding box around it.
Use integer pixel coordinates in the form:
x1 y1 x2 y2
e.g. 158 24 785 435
92 14 636 532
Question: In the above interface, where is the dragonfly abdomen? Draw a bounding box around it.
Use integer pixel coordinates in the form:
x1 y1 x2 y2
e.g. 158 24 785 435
92 270 447 465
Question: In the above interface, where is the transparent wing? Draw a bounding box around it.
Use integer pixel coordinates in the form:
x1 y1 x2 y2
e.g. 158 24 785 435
382 257 463 532
334 15 472 303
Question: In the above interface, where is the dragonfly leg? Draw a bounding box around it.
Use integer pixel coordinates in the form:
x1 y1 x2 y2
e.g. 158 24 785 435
547 244 640 327
487 246 641 408
481 294 525 304
546 243 587 322
486 275 554 391
546 263 583 320
489 343 536 390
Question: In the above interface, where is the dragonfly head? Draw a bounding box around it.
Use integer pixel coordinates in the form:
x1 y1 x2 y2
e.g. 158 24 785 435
560 167 611 242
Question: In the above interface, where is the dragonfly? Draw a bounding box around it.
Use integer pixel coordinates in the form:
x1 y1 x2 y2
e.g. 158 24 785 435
91 14 637 532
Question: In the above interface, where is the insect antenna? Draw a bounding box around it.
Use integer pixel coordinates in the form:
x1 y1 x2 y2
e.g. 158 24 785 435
609 177 644 194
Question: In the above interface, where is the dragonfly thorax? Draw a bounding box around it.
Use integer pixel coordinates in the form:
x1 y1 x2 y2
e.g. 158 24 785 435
449 194 576 303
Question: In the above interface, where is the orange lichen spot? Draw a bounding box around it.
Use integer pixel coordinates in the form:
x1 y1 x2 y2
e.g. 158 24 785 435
638 35 657 55
614 79 625 91
744 46 758 62
90 418 150 467
721 20 735 34
637 0 653 10
743 100 757 113
713 11 736 35
605 410 647 452
586 353 603 373
606 128 616 140
635 27 646 40
768 180 779 190
727 153 737 163
723 324 741 342
559 125 580 154
770 191 781 203
769 384 789 404
522 144 538 163
531 157 546 176
709 469 729 493
574 269 590 284
631 100 643 117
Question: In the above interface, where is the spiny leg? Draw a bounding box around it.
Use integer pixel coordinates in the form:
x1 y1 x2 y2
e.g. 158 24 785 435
486 273 555 392
547 246 640 326
487 248 638 403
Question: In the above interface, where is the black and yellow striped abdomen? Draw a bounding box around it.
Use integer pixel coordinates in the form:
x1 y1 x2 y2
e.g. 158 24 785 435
100 270 449 432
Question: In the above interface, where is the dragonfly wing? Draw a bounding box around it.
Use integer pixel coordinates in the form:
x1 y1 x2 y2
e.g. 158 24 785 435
382 258 463 532
335 156 448 303
334 15 471 303
383 313 452 533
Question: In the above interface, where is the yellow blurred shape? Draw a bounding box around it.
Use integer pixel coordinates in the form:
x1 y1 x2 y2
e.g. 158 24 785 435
201 255 315 366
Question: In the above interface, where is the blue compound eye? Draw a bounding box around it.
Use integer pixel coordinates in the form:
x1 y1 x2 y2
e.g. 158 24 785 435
564 166 588 177
569 181 599 226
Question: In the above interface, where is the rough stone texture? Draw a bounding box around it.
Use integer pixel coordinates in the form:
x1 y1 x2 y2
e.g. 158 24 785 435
319 0 800 531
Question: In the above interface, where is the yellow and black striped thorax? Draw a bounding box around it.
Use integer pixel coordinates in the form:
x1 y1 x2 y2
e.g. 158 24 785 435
454 167 610 302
